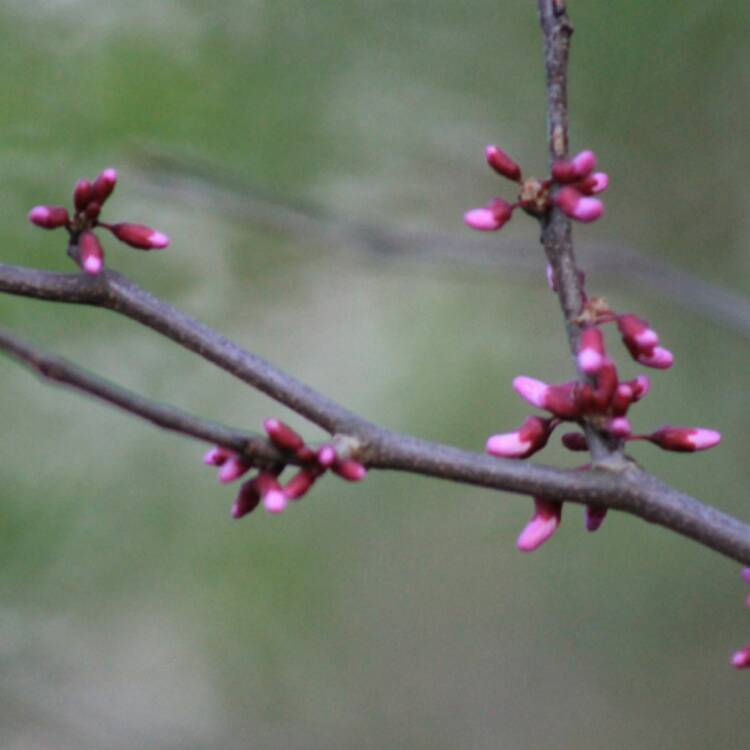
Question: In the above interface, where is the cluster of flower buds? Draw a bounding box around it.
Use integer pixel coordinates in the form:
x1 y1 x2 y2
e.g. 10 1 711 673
486 301 721 551
731 568 750 669
28 168 169 275
464 145 608 232
203 418 367 518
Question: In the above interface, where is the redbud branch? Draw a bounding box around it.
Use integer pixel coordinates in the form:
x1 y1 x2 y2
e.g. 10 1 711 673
537 0 623 464
0 327 286 466
1 261 750 564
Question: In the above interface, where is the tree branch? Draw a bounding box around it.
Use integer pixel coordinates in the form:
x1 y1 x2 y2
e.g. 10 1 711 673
0 327 286 465
1 261 749 564
537 0 623 464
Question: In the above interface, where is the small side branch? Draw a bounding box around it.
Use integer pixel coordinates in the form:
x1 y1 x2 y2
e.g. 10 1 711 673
0 327 284 465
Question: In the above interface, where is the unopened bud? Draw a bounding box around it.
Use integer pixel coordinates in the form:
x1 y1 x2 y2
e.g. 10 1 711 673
92 167 117 204
464 198 514 232
577 327 606 374
646 426 721 452
486 416 552 459
28 205 69 229
73 179 93 212
107 222 170 250
485 145 522 182
263 418 305 453
332 459 367 482
555 187 604 223
517 497 562 552
232 479 261 519
78 231 104 275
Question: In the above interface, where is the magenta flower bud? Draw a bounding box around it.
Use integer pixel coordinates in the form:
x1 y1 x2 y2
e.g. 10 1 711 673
217 454 252 483
636 346 674 370
571 150 597 177
561 432 588 451
263 418 306 453
585 504 608 532
628 375 651 402
742 568 750 585
485 145 522 182
486 416 552 459
731 645 750 669
608 416 632 438
555 187 604 223
85 201 102 220
232 479 262 519
107 222 170 250
28 205 70 230
283 468 321 500
617 314 660 358
647 426 722 452
464 198 514 232
78 231 105 275
517 498 562 552
576 172 609 196
263 489 288 514
512 376 580 419
317 444 337 467
332 459 368 482
73 179 93 212
203 446 232 466
92 167 118 204
611 384 634 416
551 150 597 183
577 327 606 374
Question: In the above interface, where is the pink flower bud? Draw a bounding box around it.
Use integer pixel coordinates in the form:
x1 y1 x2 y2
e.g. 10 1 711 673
85 201 102 220
617 314 660 357
486 416 552 459
636 346 674 370
590 360 618 412
203 446 232 466
74 179 93 212
628 375 651 402
585 504 608 532
576 172 609 195
255 472 287 513
611 384 634 416
332 459 368 482
577 327 606 374
555 187 604 223
92 167 118 204
608 416 632 438
463 198 514 232
742 568 750 585
517 498 562 552
647 426 721 452
263 418 306 453
317 444 337 467
561 432 588 451
217 454 252 483
232 479 261 519
78 231 104 275
107 222 170 250
283 468 321 500
731 645 750 669
485 145 522 182
551 150 597 183
512 376 580 419
28 205 70 229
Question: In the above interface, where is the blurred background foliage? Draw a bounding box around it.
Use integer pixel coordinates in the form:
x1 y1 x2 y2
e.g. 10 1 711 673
1 0 749 747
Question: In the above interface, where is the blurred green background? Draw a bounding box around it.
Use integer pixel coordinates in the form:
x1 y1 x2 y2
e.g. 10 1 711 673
1 1 749 747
